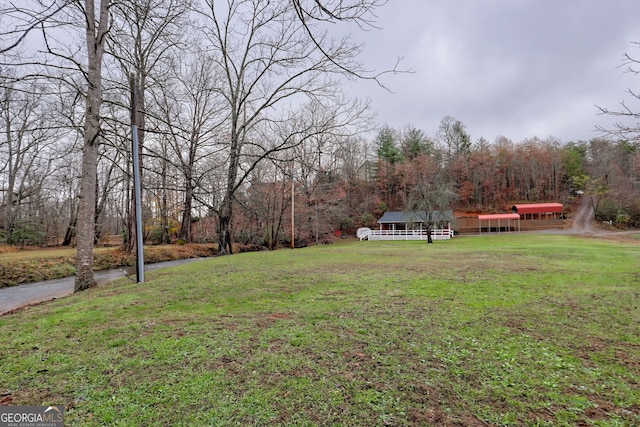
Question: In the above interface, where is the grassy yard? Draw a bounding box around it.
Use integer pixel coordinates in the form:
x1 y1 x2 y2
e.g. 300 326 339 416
0 235 639 426
0 244 219 287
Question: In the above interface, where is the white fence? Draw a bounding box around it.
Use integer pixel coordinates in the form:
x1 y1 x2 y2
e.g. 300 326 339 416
361 228 454 241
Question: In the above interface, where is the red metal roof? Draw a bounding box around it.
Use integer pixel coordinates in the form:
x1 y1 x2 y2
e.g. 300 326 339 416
511 203 563 214
478 214 521 221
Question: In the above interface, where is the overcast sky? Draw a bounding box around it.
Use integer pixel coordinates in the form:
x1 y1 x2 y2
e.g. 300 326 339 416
343 0 640 144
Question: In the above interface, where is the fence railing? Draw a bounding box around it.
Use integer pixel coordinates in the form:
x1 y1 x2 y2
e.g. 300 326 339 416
364 228 454 241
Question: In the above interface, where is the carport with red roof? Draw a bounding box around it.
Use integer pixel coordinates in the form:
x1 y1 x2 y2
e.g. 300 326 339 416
511 203 563 219
477 213 521 233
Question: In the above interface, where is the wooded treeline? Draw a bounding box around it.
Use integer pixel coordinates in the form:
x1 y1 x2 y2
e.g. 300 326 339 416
1 0 639 255
3 97 640 249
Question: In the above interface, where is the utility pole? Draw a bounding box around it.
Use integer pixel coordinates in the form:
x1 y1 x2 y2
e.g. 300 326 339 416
130 73 145 282
291 174 295 249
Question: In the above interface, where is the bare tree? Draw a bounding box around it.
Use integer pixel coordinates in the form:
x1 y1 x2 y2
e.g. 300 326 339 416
72 0 111 291
149 51 226 243
597 42 640 141
196 0 376 255
1 0 112 290
1 77 41 239
278 98 371 245
56 157 82 246
290 0 394 85
437 115 471 164
334 135 376 226
404 156 458 243
0 71 72 245
106 0 192 251
242 158 290 249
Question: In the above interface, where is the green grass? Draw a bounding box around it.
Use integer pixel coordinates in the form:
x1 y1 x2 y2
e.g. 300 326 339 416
0 244 218 287
1 235 639 426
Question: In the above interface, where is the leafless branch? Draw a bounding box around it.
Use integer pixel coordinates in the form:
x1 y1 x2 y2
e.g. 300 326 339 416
291 0 409 90
596 41 640 141
0 2 70 54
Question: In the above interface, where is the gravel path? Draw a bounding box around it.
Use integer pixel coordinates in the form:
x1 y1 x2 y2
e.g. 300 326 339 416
571 195 595 233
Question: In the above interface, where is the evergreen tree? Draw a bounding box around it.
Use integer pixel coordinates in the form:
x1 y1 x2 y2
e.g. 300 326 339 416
376 125 403 164
401 125 433 159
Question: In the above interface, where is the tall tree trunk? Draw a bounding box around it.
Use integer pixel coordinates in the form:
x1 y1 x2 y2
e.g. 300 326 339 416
2 186 15 242
76 141 99 290
218 128 240 255
122 154 133 251
2 111 16 239
62 202 77 246
75 0 109 292
95 160 115 243
160 158 170 244
61 178 78 246
124 187 135 252
218 200 233 255
179 179 193 242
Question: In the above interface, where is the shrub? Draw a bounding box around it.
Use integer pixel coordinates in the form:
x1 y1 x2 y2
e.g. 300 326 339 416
7 220 47 247
361 212 376 228
341 217 355 233
595 198 619 222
